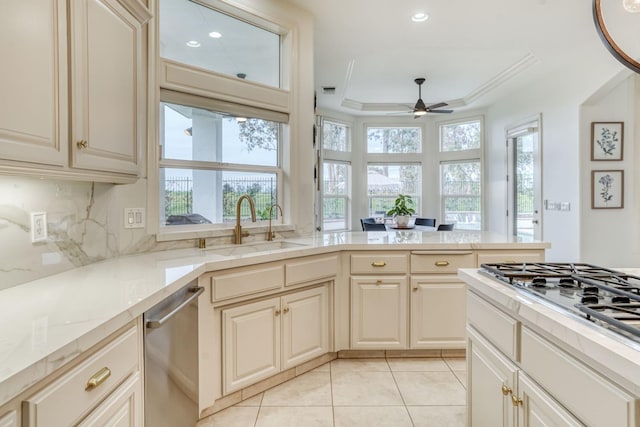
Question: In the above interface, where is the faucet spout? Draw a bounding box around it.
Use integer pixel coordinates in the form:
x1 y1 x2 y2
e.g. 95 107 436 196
234 195 257 244
266 203 283 241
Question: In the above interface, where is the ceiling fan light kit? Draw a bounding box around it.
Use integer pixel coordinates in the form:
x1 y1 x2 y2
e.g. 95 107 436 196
410 77 453 117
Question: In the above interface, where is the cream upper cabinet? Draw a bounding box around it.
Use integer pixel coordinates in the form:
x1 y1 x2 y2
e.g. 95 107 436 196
69 0 146 176
0 0 68 167
0 0 149 183
0 411 17 427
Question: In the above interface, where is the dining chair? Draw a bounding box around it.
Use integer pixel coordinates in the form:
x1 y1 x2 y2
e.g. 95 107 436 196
437 223 454 231
360 217 378 231
414 217 436 227
362 222 387 231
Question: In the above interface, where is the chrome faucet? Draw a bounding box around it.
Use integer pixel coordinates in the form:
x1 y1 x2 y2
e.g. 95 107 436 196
266 203 283 241
234 195 257 244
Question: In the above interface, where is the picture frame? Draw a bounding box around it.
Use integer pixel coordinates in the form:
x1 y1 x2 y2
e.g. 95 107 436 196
591 170 624 209
591 121 623 161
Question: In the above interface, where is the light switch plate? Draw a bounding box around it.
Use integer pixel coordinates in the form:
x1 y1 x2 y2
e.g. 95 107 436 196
30 212 48 242
124 208 145 229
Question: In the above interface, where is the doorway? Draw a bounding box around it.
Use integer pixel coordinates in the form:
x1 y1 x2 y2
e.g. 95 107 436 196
506 118 542 240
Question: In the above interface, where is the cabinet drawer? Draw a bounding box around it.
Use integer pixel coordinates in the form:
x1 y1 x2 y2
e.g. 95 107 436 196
23 325 139 427
477 251 544 265
286 255 337 286
411 251 474 274
467 292 519 361
521 327 637 427
212 263 284 301
350 253 408 274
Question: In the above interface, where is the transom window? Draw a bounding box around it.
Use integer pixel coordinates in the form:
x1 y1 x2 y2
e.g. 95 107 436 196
367 127 421 154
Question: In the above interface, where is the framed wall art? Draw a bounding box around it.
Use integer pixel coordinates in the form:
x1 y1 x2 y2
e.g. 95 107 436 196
591 170 624 209
591 121 623 161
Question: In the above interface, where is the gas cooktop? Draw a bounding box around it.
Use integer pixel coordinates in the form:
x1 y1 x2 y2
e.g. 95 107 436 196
479 262 640 343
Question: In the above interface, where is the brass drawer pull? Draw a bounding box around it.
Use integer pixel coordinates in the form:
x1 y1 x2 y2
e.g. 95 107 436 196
275 309 281 316
85 367 111 391
283 306 290 314
435 261 450 267
511 395 523 406
376 280 383 286
501 385 512 396
371 261 386 267
76 140 88 149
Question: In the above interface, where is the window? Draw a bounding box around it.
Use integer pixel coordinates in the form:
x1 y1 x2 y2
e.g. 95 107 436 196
323 120 351 152
321 120 351 231
367 127 421 153
438 118 482 230
159 98 285 228
159 0 280 88
367 164 421 216
440 161 481 230
322 161 350 231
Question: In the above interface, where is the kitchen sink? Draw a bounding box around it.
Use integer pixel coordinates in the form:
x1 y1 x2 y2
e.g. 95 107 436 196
205 240 309 256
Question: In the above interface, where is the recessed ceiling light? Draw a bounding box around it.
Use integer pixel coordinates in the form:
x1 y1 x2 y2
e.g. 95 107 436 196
208 31 222 38
411 12 429 22
186 40 201 47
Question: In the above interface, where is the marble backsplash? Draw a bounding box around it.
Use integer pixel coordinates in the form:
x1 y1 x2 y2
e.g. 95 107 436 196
0 176 289 290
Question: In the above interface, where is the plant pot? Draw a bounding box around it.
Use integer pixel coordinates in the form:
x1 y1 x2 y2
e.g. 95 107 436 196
395 215 409 227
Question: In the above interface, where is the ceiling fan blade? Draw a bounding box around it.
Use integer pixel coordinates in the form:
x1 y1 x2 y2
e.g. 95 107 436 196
426 102 448 110
427 109 453 114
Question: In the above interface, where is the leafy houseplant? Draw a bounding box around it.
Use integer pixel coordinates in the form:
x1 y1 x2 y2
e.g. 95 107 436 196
386 194 415 226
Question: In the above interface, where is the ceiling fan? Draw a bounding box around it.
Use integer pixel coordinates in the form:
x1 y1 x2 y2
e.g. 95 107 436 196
408 78 453 117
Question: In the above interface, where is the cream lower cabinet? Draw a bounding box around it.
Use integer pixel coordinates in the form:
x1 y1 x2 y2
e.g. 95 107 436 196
411 276 466 348
22 322 143 427
222 285 329 394
350 276 408 349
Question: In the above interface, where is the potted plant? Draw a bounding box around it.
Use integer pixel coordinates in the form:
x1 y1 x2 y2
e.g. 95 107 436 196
386 194 415 227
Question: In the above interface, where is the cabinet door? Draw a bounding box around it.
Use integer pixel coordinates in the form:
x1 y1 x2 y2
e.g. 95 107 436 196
0 0 68 167
411 276 466 348
77 372 143 427
350 276 408 349
281 286 329 369
467 327 518 427
0 411 17 427
223 298 281 394
517 373 584 427
69 0 143 175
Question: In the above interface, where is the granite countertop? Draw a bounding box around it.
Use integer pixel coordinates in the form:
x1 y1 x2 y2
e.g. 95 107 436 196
459 268 640 396
0 230 548 405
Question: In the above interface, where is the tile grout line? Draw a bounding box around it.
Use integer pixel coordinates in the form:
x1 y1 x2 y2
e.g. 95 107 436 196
385 357 417 427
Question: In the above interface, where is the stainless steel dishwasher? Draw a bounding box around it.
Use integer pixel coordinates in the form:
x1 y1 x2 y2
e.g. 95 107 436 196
144 282 204 427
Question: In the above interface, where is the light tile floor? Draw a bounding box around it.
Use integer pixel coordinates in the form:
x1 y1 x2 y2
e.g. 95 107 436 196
198 357 466 427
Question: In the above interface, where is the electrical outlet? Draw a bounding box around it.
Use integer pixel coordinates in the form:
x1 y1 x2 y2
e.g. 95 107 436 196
124 208 146 229
30 212 48 243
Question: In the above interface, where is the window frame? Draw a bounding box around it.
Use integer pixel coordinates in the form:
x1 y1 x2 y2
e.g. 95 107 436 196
149 0 298 241
436 116 484 229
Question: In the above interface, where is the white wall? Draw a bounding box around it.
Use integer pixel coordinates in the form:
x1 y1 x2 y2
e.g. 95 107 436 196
485 58 629 261
580 74 639 267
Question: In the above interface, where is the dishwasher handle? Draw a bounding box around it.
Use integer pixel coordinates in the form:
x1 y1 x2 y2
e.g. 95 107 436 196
146 286 204 329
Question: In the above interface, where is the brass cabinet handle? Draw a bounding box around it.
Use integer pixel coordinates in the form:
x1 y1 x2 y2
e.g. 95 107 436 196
275 309 281 316
501 385 512 396
85 367 111 391
511 395 523 406
435 261 450 267
412 287 418 292
376 280 383 286
76 140 88 149
371 261 386 267
283 307 290 314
